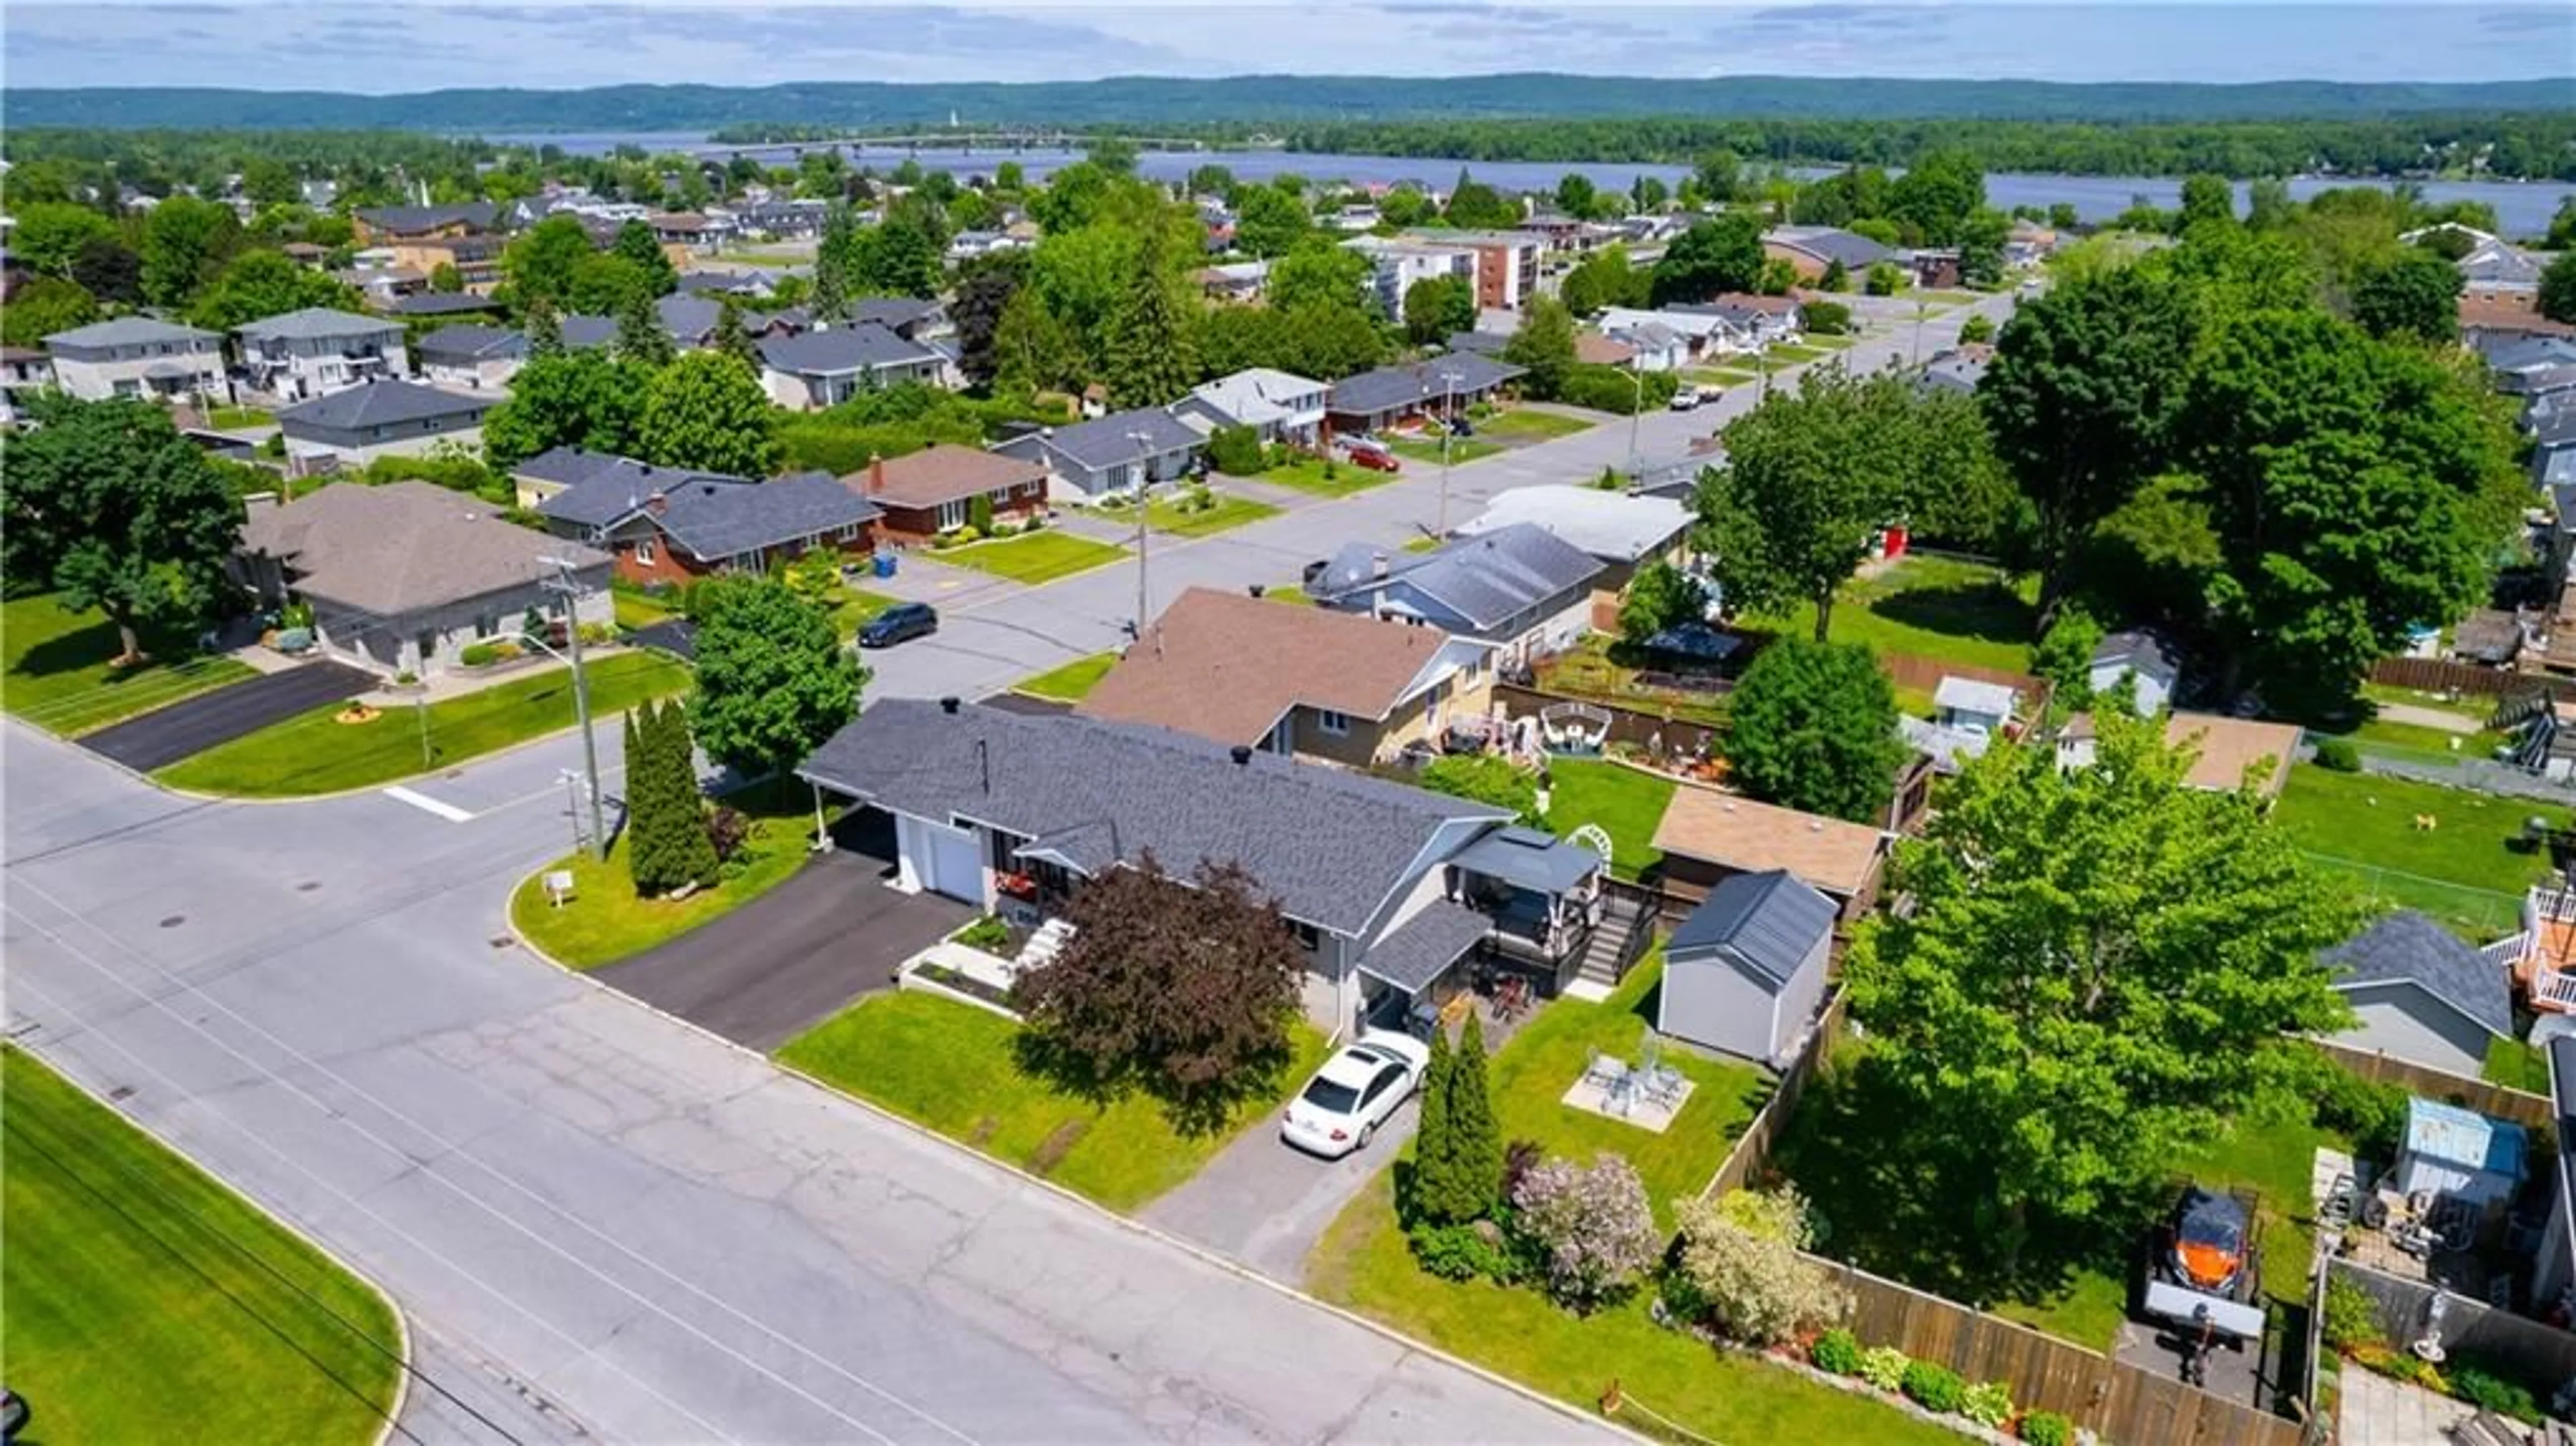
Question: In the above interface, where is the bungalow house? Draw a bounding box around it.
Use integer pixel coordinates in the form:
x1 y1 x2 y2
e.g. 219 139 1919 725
1917 344 1993 397
511 445 741 512
1595 305 1747 361
1603 319 1689 373
1683 294 1804 348
736 200 830 241
676 268 776 299
1197 261 1270 304
234 307 411 401
233 480 611 677
947 231 1026 265
44 317 227 403
846 444 1050 544
1325 354 1523 436
1650 786 1890 927
2322 909 2515 1078
1172 367 1328 446
2054 711 2300 801
757 323 948 409
797 698 1522 1038
535 463 879 586
413 324 527 392
2090 629 2181 715
1079 586 1497 768
991 407 1205 502
645 211 715 266
1761 225 1894 282
274 378 494 473
1659 869 1837 1068
1449 486 1692 595
848 297 951 343
1574 333 1638 368
1307 522 1605 666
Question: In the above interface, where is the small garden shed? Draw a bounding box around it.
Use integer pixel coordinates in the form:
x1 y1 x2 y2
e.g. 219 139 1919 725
1657 868 1835 1067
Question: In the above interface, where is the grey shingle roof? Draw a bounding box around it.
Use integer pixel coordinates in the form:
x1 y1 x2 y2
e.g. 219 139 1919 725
1313 523 1603 632
237 480 607 617
1448 825 1601 895
799 700 1507 937
559 315 619 350
1358 900 1493 992
2093 629 2179 680
1765 225 1894 269
525 448 755 529
1667 868 1835 989
2325 909 2512 1039
236 307 402 342
1022 407 1205 471
44 317 218 348
757 322 938 376
656 293 724 342
1328 354 1524 417
381 292 504 317
637 471 881 564
414 324 526 364
356 201 500 235
850 297 942 332
276 379 493 433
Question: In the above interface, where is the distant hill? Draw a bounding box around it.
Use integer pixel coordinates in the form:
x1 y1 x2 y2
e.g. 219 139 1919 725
9 74 2574 133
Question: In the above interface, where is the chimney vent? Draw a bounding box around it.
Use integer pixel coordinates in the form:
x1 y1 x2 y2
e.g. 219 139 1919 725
939 696 961 715
1372 551 1390 579
643 491 667 515
1247 584 1265 599
867 452 885 495
1230 744 1254 766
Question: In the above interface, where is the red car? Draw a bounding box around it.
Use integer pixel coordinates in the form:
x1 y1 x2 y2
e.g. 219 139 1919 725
1343 443 1401 474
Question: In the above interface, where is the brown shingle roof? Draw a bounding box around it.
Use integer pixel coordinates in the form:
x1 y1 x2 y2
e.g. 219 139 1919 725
2461 295 2576 338
850 445 1048 511
2164 711 2300 798
238 481 606 617
1078 587 1472 747
1574 333 1637 366
1651 786 1888 899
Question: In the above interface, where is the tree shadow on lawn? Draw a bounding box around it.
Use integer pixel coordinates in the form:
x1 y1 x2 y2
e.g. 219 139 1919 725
1768 1057 2139 1321
1011 1025 1295 1141
1863 580 2036 649
9 612 197 682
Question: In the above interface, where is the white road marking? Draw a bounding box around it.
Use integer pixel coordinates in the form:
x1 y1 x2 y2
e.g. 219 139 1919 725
382 784 476 822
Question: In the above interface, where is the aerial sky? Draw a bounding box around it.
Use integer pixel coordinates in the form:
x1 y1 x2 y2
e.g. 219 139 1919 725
4 3 2570 91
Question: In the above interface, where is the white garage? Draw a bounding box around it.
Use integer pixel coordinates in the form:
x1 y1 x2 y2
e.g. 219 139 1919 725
896 815 985 905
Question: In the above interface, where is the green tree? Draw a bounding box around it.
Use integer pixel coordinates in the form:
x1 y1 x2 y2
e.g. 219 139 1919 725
949 251 1027 390
1956 207 2010 287
1414 754 1542 825
1695 150 1743 203
189 248 359 331
621 705 678 896
502 215 596 311
1862 260 1904 296
2178 172 2237 231
70 236 146 305
613 286 676 368
1651 213 1764 307
1409 1027 1459 1221
611 218 679 298
1631 176 1669 212
813 204 860 322
568 254 652 317
1617 560 1703 646
1818 257 1849 293
480 352 646 467
1502 294 1577 401
656 701 720 887
1755 257 1801 296
139 195 241 307
991 286 1083 397
1403 274 1476 345
1 277 100 348
0 396 240 662
1097 231 1199 407
1887 150 1984 246
1441 1014 1502 1222
427 261 464 294
1956 313 1996 345
1724 637 1904 823
523 297 565 360
1554 172 1599 219
1562 244 1646 316
1845 708 2355 1259
637 352 779 476
1232 184 1310 259
8 201 117 278
1979 263 2200 622
688 574 863 778
713 295 759 368
2030 605 2105 711
2349 248 2463 343
2537 251 2576 325
855 211 945 299
1443 169 1520 230
1266 242 1373 315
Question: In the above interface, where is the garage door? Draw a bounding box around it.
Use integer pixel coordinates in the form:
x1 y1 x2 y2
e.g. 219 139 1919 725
917 819 983 905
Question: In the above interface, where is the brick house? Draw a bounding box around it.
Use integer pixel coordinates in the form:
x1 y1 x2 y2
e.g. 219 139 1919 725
531 458 879 586
846 445 1049 545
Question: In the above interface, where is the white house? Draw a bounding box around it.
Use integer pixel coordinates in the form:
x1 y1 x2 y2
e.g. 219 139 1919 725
43 317 227 403
991 407 1205 502
1172 367 1328 446
2322 910 2517 1078
413 324 527 392
234 307 411 401
756 323 947 409
274 378 495 472
2091 630 2180 715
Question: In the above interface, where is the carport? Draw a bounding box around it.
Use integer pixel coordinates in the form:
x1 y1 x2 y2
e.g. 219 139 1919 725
79 660 377 772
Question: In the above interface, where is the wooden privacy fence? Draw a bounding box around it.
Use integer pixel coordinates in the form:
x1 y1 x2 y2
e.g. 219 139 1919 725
2369 656 2557 702
1492 680 1723 755
1815 1257 2308 1446
2310 1038 2554 1130
2330 1257 2576 1392
1698 990 1847 1200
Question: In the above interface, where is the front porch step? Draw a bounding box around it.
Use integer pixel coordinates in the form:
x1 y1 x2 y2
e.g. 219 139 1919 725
1573 900 1646 988
1014 917 1076 974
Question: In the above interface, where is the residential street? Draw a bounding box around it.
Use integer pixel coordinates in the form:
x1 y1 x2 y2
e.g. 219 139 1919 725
0 291 2011 1445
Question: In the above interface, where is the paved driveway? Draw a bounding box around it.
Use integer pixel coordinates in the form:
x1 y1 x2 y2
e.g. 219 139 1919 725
78 659 375 771
1145 1082 1422 1284
592 810 972 1050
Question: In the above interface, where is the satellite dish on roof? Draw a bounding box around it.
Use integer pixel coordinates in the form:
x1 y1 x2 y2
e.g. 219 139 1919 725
1568 824 1613 868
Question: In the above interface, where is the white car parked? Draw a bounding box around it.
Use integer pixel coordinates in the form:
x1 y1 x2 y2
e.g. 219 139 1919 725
1280 1029 1433 1158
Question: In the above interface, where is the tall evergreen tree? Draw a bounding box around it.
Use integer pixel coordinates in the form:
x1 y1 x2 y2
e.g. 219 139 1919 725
714 295 759 368
524 296 564 360
622 702 673 894
659 700 718 887
1409 1026 1458 1223
1097 231 1198 407
1445 1013 1501 1222
614 287 675 368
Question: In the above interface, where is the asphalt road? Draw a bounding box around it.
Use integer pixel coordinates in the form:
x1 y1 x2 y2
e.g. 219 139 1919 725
3 725 1622 1445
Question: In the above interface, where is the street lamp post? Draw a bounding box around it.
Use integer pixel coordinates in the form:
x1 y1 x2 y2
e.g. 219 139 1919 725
1623 368 1644 479
1126 429 1155 640
1436 370 1462 535
533 557 609 862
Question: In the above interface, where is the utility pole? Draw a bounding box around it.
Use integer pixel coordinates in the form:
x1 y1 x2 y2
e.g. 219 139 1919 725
537 556 610 862
1913 298 1927 368
1126 429 1154 639
1436 370 1462 535
1623 368 1644 480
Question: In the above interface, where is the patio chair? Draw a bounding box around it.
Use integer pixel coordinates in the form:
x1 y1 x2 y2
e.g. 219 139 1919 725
1583 1047 1627 1091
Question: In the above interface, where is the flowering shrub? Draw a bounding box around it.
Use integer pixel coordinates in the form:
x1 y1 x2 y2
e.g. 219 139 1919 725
1508 1153 1660 1310
1672 1185 1845 1346
1857 1345 1909 1393
1960 1380 2012 1428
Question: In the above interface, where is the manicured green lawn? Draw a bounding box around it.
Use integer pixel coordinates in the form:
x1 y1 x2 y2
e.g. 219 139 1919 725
780 991 1330 1210
939 531 1128 585
1307 1178 1951 1446
824 587 898 637
1801 333 1858 350
2485 1036 2551 1093
1389 435 1505 467
2302 687 2504 770
1402 534 1442 554
1764 344 1833 365
2 592 256 737
205 404 275 430
157 650 692 797
1544 759 1676 884
1263 458 1400 497
613 590 676 630
1476 409 1597 442
1492 951 1769 1218
1146 491 1281 538
1013 650 1120 703
1687 367 1760 387
3 1045 402 1446
1263 586 1316 607
1907 289 1981 308
510 778 824 970
1746 555 2037 674
2271 766 2555 935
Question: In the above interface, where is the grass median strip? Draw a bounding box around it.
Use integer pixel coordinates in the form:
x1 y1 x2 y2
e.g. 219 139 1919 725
3 593 256 737
1012 651 1120 703
3 1045 404 1446
1258 460 1399 497
1146 491 1281 538
938 531 1128 585
156 650 692 798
